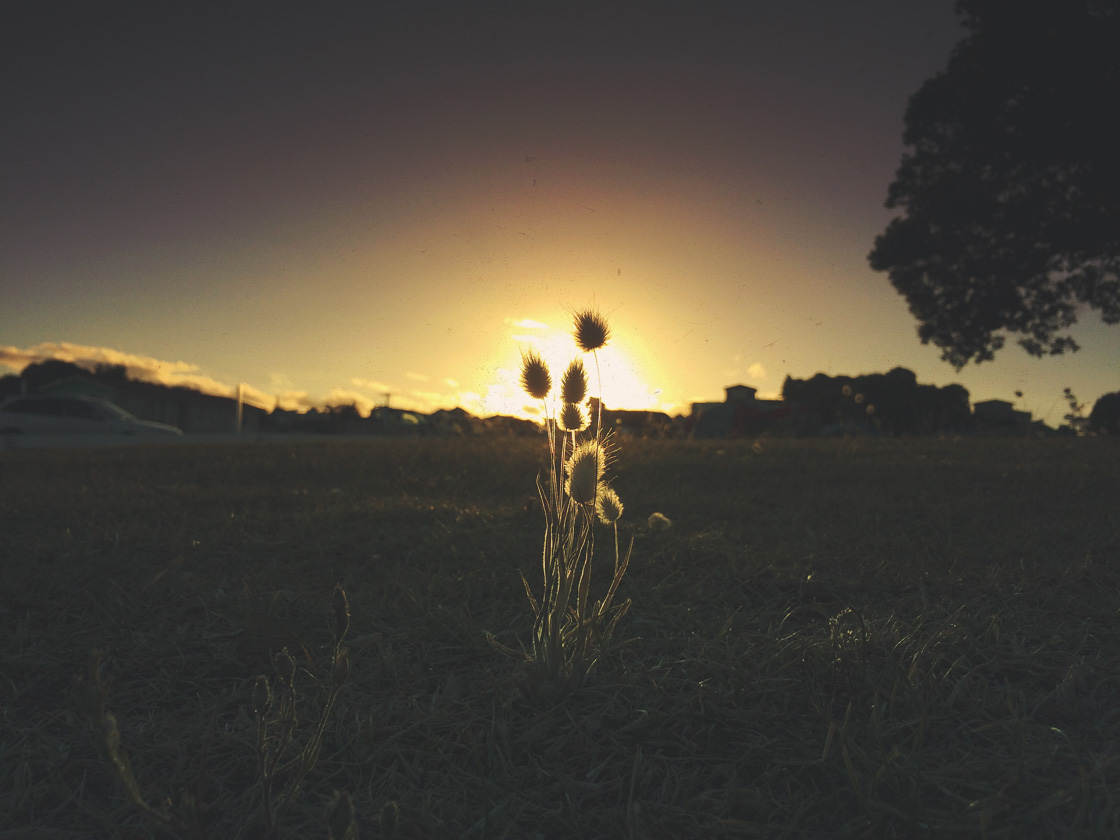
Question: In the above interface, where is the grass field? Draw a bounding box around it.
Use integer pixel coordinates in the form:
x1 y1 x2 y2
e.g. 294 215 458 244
3 435 1119 838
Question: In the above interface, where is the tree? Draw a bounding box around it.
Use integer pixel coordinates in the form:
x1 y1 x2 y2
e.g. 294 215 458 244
20 360 88 391
94 363 129 381
1089 391 1120 435
0 374 22 399
780 369 971 435
869 0 1120 369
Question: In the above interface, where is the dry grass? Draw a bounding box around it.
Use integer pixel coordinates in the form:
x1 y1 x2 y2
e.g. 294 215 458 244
2 435 1118 838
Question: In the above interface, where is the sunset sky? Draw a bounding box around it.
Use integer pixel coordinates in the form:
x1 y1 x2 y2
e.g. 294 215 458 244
3 2 1117 424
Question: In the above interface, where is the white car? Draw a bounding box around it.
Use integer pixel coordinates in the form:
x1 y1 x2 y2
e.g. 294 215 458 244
0 395 184 438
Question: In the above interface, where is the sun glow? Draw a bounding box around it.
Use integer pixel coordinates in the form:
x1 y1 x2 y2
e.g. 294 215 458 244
477 314 665 420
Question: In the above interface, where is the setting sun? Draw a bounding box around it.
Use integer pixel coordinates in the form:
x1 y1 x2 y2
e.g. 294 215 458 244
6 4 1120 836
475 313 665 421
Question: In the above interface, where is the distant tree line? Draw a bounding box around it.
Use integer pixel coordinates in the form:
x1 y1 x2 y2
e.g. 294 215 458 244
1 359 106 396
3 359 1118 436
781 367 973 436
0 360 542 437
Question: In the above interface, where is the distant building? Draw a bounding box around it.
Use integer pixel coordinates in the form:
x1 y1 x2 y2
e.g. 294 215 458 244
725 384 757 403
972 399 1034 433
586 398 673 437
688 384 790 437
429 407 482 435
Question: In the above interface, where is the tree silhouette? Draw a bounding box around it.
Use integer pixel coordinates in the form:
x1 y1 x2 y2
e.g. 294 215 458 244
1089 391 1120 435
20 360 89 391
95 363 129 381
0 374 22 399
869 0 1120 368
780 368 970 435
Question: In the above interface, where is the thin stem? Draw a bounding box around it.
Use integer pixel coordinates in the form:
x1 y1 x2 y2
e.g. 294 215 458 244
613 521 620 572
541 398 557 514
592 351 603 444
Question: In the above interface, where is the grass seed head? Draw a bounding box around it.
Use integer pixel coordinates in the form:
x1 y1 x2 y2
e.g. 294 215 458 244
331 585 350 642
647 511 673 531
561 359 588 404
566 440 606 504
573 309 610 352
520 351 552 399
596 486 624 524
559 402 588 432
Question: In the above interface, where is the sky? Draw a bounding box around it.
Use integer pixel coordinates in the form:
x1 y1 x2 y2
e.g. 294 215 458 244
2 1 1117 425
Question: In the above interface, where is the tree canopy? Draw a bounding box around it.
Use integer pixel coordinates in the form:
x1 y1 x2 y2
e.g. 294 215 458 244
1089 391 1120 435
869 0 1120 368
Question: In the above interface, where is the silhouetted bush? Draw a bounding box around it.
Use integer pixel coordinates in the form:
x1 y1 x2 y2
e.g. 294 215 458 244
1089 391 1120 436
781 367 970 435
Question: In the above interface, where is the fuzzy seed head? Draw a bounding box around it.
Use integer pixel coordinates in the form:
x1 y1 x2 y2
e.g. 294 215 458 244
559 402 587 432
573 309 610 352
566 440 606 504
596 486 624 524
647 511 673 531
561 359 588 404
520 351 551 399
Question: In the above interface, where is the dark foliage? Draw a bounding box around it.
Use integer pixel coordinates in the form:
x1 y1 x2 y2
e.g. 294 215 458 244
869 0 1120 368
18 359 90 390
327 402 362 419
0 373 22 398
94 363 129 381
1062 387 1091 435
1089 390 1120 435
781 367 971 435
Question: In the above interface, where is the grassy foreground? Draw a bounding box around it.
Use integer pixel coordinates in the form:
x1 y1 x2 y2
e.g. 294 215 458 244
3 435 1119 838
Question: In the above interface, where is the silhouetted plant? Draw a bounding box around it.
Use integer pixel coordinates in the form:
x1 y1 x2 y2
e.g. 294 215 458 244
1062 387 1091 436
1089 391 1120 436
82 586 353 839
495 309 635 702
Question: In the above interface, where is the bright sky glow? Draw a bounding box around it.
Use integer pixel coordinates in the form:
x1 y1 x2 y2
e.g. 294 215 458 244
2 4 1117 427
478 314 664 419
